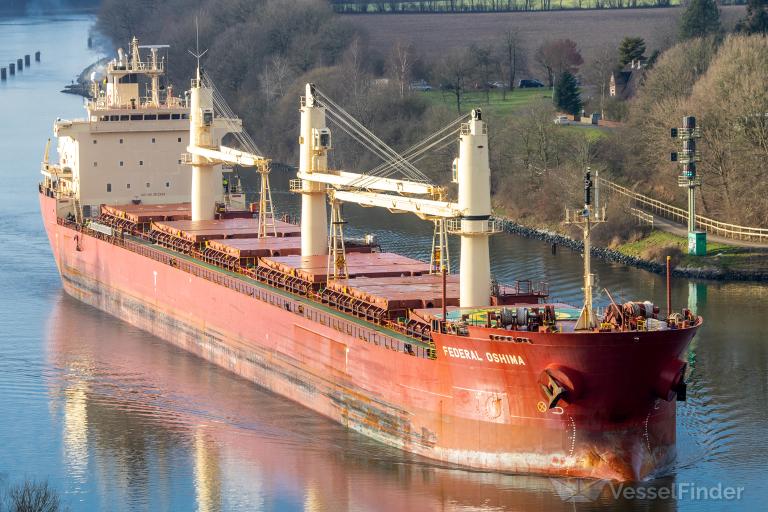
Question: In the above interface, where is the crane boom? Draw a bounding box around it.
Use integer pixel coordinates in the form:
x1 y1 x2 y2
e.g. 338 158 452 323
332 190 460 219
186 145 266 167
296 170 436 195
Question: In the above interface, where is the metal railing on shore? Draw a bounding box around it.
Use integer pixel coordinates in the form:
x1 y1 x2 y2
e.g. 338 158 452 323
599 177 768 243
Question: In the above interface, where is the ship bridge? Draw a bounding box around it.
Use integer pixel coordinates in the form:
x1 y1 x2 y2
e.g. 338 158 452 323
43 37 235 221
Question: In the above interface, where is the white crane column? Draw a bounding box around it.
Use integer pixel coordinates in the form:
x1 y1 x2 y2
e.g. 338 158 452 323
190 69 218 221
299 83 329 256
457 110 493 308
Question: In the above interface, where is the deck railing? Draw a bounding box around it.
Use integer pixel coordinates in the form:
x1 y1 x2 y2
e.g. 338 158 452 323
64 218 437 360
599 177 768 242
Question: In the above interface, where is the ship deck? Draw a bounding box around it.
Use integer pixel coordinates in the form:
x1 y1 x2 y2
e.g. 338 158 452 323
151 218 301 243
326 275 460 311
259 253 432 283
102 202 192 223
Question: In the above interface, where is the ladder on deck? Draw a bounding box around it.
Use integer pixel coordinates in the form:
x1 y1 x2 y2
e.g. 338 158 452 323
73 197 83 224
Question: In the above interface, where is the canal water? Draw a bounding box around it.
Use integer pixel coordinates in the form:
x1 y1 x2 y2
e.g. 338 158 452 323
1 14 766 512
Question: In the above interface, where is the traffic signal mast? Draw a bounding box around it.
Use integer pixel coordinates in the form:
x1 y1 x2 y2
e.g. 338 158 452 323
670 115 706 255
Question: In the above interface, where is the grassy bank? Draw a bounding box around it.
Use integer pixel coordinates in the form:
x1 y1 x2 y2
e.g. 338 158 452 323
615 230 768 274
420 88 547 116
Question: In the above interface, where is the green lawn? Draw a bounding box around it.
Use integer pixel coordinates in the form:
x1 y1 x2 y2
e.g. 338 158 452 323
420 88 549 117
560 124 608 141
615 230 768 272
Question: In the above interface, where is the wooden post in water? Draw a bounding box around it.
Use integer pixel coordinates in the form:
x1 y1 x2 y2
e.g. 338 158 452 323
35 51 40 62
17 58 23 71
666 255 672 318
9 63 15 75
1 68 6 80
24 55 30 66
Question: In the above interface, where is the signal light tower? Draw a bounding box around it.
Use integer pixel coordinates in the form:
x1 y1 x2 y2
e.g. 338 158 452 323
670 115 705 256
565 168 606 331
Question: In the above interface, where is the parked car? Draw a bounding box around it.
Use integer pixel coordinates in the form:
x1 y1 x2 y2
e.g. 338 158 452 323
409 80 433 92
518 79 545 88
486 81 508 89
554 115 569 125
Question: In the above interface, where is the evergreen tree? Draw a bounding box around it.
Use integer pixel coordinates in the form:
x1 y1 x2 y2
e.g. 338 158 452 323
679 0 722 40
736 0 768 34
618 37 646 67
553 71 582 115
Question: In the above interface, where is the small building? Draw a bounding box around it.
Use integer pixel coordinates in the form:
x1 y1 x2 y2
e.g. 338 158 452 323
609 59 646 100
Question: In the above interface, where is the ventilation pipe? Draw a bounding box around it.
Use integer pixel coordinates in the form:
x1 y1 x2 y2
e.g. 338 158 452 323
299 83 329 256
457 109 494 308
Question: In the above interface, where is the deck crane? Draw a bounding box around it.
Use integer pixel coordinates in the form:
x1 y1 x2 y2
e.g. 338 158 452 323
292 83 499 307
185 65 276 236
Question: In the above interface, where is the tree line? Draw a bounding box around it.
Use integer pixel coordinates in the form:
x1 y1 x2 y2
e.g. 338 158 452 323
328 0 746 14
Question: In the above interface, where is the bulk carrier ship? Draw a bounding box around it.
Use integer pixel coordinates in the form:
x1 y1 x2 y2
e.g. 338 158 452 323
39 39 701 481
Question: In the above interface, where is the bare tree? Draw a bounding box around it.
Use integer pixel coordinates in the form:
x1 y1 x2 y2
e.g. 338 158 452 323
501 28 525 99
439 48 474 114
388 40 414 98
471 43 497 104
534 39 584 86
584 47 615 120
259 56 292 103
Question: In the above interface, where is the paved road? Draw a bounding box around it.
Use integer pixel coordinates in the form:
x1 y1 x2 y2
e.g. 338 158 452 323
649 215 768 250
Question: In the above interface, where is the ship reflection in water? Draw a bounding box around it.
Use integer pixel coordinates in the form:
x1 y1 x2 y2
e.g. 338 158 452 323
46 292 679 512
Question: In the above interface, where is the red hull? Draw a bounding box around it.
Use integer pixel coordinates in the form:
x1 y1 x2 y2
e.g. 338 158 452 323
40 193 700 481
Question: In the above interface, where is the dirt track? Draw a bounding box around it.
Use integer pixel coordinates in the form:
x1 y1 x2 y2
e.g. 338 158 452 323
345 6 744 76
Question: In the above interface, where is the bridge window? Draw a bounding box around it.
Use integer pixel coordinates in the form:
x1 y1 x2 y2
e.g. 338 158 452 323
139 160 143 166
146 182 150 188
165 182 170 188
178 137 182 143
119 138 123 144
151 138 156 143
172 114 181 120
127 184 131 189
93 161 97 167
130 115 142 121
92 139 97 144
119 161 123 167
120 115 129 121
106 183 111 192
158 114 170 120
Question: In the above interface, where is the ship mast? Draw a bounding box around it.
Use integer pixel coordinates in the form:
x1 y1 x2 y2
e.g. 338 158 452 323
566 168 606 331
185 29 271 222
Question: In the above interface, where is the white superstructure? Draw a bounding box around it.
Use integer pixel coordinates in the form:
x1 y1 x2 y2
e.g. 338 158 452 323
43 37 222 218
